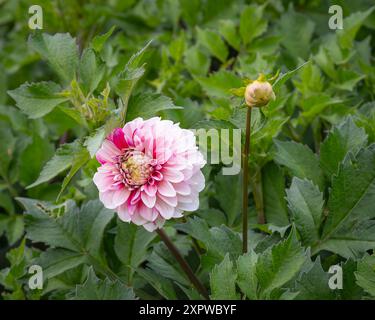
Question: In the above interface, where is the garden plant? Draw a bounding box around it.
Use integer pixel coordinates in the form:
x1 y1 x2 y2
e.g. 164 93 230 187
1 0 375 302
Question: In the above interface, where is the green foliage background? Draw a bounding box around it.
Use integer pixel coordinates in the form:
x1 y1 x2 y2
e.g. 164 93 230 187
0 0 375 300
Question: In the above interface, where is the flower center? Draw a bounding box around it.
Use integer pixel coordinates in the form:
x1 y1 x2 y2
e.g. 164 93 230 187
120 150 153 188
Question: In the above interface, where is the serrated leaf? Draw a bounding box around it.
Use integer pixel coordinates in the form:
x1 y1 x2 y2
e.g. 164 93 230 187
338 7 375 49
79 48 105 94
115 40 152 110
286 177 323 247
274 140 324 189
240 4 267 45
73 267 135 300
196 28 228 63
197 70 242 98
214 174 241 226
19 198 114 261
29 33 79 84
273 61 309 93
236 251 258 300
185 45 210 76
355 254 375 297
114 220 156 284
278 7 315 59
126 93 182 121
210 254 239 300
320 117 368 177
8 82 68 118
27 141 80 189
262 162 289 227
219 20 240 50
315 145 375 258
293 257 335 300
256 229 307 298
57 146 90 200
91 26 116 53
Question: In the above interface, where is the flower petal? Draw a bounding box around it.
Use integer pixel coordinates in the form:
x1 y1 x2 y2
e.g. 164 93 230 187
157 180 176 197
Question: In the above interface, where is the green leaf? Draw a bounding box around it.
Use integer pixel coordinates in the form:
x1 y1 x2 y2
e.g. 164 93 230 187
115 40 152 108
219 20 240 51
146 240 192 287
73 267 135 300
136 268 177 300
57 146 90 200
19 198 114 261
175 217 242 268
355 254 375 297
214 174 241 226
27 141 80 189
184 45 210 76
338 7 375 49
320 117 368 177
39 248 88 279
286 177 323 247
293 257 335 300
79 48 105 94
278 7 315 59
273 61 309 93
0 215 24 245
84 127 106 158
236 251 258 300
8 82 68 118
196 28 228 63
29 33 79 84
210 254 239 300
262 162 289 227
0 126 16 177
240 4 267 45
126 93 182 121
255 229 307 298
114 220 156 283
91 26 116 53
197 70 242 99
18 133 54 186
274 140 324 190
315 145 375 258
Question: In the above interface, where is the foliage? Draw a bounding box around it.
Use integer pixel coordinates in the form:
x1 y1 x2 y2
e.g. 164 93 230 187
1 0 375 300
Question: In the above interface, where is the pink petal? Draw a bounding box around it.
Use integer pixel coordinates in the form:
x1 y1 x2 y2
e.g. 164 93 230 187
178 197 199 211
158 193 178 207
96 140 121 164
93 171 115 192
110 128 128 150
139 204 154 221
117 204 131 222
157 180 176 197
144 184 157 196
172 182 191 195
99 188 130 209
141 192 156 208
162 168 185 183
155 198 174 219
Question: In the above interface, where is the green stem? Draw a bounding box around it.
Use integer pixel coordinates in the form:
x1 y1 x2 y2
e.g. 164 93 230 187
156 228 209 300
242 107 252 254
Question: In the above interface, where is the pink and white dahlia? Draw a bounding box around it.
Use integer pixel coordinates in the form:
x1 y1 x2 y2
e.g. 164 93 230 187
93 117 206 231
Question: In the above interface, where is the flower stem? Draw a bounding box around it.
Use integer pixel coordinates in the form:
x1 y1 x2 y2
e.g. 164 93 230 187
242 107 252 254
156 228 209 300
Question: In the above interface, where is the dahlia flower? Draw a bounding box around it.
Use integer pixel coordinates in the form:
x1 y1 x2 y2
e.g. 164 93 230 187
93 117 206 231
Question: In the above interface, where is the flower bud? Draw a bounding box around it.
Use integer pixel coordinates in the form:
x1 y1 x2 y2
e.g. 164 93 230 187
244 76 275 108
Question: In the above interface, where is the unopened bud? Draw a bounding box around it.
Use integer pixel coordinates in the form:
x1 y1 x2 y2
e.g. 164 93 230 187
244 75 275 108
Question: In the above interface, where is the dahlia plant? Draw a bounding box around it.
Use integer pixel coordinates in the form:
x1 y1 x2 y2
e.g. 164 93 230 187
1 0 375 303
